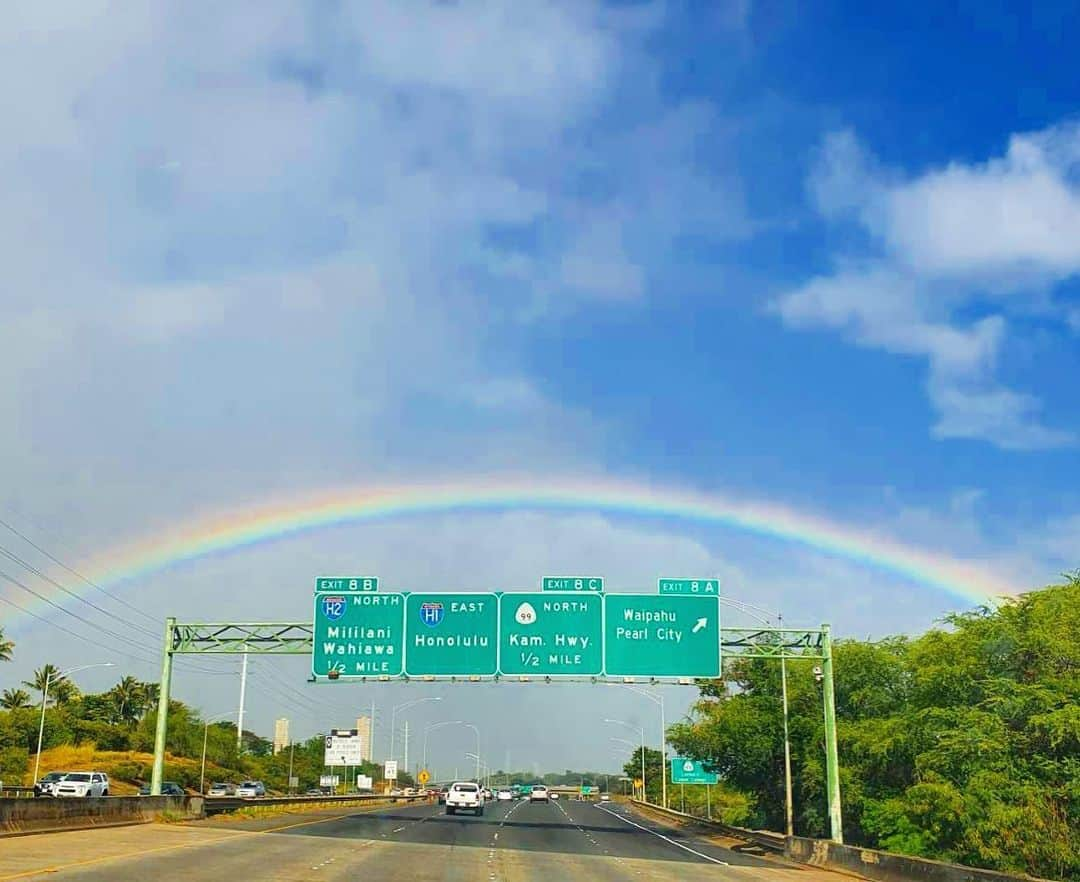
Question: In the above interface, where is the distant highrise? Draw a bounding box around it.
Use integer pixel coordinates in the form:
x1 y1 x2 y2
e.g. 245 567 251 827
355 715 372 761
273 718 290 755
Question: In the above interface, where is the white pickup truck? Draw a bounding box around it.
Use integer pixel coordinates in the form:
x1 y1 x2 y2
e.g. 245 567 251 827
445 781 485 816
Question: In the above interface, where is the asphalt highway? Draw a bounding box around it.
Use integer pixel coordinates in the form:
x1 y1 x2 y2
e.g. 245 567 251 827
0 798 840 881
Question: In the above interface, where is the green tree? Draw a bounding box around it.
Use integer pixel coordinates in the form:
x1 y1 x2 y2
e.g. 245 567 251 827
21 664 77 704
1 688 31 710
0 627 13 662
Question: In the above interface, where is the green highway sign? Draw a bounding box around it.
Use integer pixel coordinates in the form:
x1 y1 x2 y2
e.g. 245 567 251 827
541 576 604 592
312 591 404 677
670 757 718 785
604 594 720 678
500 592 603 676
658 578 719 595
316 576 378 592
404 593 498 677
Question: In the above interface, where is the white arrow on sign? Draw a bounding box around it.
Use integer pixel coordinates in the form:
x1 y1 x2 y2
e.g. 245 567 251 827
692 617 708 634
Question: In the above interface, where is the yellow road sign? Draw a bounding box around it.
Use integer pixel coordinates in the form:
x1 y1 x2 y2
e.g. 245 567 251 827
418 769 430 786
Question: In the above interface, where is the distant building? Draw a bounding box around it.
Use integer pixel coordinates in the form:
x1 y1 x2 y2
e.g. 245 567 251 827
355 715 372 761
273 718 290 755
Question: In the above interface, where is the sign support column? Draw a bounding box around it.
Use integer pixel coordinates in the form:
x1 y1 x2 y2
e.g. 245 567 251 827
150 616 175 796
821 623 843 843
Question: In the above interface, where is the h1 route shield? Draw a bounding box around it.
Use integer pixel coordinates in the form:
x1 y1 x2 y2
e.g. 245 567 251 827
604 594 720 678
404 593 498 677
670 757 718 784
499 592 602 676
312 591 405 678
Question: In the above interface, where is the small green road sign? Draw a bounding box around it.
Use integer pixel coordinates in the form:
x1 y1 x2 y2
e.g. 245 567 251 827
658 578 719 595
604 594 720 678
312 592 404 677
541 576 604 592
499 592 603 675
671 757 718 784
404 593 498 677
316 576 378 592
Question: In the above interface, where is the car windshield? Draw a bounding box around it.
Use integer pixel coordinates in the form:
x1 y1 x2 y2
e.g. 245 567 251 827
532 785 546 791
65 774 91 782
43 773 67 781
239 782 257 788
452 784 478 792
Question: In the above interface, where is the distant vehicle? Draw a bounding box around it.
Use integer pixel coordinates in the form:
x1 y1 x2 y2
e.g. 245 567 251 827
445 781 484 816
529 785 549 803
54 772 109 798
550 791 560 800
33 771 69 797
482 788 493 801
139 782 184 796
403 787 417 797
600 794 611 802
236 780 266 798
438 787 449 804
304 788 324 796
206 783 235 797
496 788 513 801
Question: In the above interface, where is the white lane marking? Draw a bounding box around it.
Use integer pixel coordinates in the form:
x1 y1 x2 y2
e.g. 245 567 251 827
595 805 729 866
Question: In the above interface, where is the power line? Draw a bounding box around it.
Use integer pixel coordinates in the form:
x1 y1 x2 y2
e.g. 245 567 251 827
0 542 160 640
0 516 159 625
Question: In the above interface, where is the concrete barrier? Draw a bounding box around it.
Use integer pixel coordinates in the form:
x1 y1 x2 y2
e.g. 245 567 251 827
0 796 204 837
786 836 1054 882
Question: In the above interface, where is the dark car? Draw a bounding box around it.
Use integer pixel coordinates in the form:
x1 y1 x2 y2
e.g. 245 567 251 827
34 771 69 798
139 782 185 796
438 787 450 805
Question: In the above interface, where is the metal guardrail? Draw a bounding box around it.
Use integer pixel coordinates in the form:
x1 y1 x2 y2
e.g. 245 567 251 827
0 787 36 798
628 799 785 854
203 793 429 816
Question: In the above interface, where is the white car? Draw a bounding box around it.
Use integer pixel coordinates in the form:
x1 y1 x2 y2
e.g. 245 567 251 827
496 789 513 801
445 781 484 816
529 785 549 803
236 780 266 798
600 794 611 802
207 783 235 797
550 792 560 800
54 772 109 798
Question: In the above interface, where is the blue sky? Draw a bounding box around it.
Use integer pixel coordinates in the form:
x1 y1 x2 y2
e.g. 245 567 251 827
2 1 1078 769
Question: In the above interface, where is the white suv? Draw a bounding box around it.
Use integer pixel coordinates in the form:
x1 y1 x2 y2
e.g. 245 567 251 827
55 772 109 798
236 780 266 798
529 785 549 803
445 781 484 816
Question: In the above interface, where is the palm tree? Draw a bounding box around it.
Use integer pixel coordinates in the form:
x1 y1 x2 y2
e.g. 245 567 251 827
0 687 30 709
22 663 77 704
0 627 13 662
110 676 143 723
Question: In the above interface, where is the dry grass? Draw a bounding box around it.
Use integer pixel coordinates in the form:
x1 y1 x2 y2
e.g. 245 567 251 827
26 745 233 795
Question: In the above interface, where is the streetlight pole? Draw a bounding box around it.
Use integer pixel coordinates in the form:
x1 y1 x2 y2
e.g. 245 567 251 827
458 723 481 782
606 719 646 803
423 720 466 771
389 697 442 769
607 683 667 809
200 711 233 794
33 663 114 785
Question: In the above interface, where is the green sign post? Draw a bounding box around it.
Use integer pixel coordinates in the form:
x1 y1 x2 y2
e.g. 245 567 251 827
658 578 719 595
499 593 603 675
604 595 720 677
312 592 404 677
670 758 718 784
404 593 498 677
316 576 378 592
542 576 604 592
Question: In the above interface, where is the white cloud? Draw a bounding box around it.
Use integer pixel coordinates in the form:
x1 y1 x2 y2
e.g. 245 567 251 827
775 124 1080 449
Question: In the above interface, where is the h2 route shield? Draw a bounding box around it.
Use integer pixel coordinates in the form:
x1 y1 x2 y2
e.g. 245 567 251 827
604 594 720 678
312 591 404 678
404 593 498 677
499 592 602 676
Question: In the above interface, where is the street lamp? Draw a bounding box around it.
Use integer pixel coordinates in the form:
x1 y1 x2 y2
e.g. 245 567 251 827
464 752 490 787
423 720 466 771
605 719 646 803
606 683 667 809
200 712 235 794
389 697 441 768
33 663 115 785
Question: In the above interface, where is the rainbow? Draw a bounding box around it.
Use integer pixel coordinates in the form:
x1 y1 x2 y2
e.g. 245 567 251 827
22 477 1015 619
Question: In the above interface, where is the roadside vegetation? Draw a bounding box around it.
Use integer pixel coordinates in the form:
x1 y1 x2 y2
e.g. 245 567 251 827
663 576 1079 880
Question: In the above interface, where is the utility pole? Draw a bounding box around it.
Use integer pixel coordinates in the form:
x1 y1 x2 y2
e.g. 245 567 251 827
403 719 409 783
780 614 794 839
236 652 249 752
821 624 843 843
370 699 376 763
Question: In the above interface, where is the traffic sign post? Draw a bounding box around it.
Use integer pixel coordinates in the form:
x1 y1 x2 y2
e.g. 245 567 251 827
418 769 430 786
312 592 405 678
604 595 720 677
324 729 364 766
316 576 378 592
405 593 498 677
670 757 718 784
384 760 398 781
658 578 719 595
542 576 604 592
499 593 603 676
